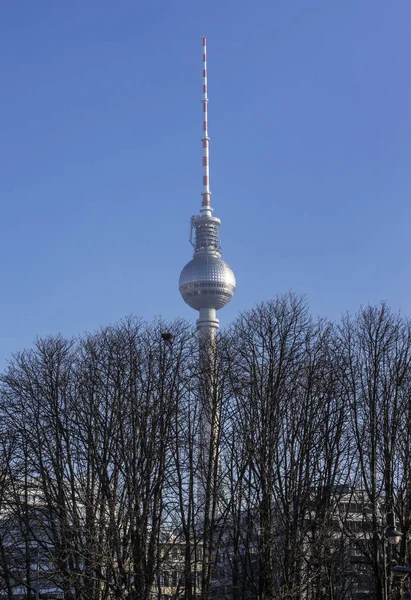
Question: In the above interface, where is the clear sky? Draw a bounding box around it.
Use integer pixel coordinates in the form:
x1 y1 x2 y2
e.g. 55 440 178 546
1 1 410 367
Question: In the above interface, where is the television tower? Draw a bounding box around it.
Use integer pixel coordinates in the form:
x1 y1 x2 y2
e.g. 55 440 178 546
179 37 236 338
179 38 236 513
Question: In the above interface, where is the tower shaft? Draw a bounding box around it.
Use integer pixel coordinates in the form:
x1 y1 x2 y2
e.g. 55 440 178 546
197 323 219 517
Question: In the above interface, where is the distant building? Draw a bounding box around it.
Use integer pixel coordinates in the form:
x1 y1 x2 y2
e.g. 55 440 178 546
0 481 63 599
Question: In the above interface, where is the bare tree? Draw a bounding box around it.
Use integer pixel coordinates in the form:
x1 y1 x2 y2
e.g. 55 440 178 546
1 299 411 600
0 319 196 600
334 304 411 600
218 294 347 599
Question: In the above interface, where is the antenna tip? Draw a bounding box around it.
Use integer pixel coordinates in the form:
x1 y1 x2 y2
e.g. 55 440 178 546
203 36 207 45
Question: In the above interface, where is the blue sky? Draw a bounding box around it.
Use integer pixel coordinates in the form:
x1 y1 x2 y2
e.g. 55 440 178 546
1 1 410 367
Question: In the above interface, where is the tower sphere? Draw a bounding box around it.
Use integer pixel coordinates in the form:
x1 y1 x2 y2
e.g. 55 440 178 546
179 255 236 311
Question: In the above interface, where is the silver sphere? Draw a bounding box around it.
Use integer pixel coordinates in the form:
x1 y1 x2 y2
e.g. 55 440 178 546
179 255 236 311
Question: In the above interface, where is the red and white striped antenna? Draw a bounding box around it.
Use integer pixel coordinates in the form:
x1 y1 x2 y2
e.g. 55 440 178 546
201 36 212 215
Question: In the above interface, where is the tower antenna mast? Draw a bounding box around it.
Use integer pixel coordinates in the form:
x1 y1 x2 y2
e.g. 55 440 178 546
201 36 212 216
